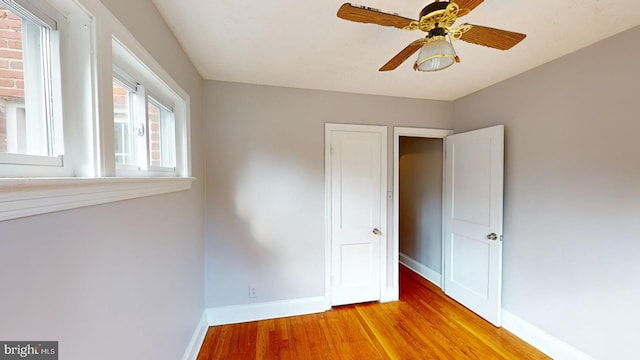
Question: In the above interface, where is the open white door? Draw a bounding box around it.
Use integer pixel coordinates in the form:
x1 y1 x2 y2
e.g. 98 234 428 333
326 124 386 306
443 125 504 326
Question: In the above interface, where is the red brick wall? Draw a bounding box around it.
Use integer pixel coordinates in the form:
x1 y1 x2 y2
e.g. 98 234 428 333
0 6 24 99
148 103 161 166
113 82 127 106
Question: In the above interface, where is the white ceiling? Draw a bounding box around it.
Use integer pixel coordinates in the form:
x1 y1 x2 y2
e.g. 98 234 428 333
152 0 640 101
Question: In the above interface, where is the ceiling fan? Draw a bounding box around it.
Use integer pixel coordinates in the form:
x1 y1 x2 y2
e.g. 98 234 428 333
337 0 526 72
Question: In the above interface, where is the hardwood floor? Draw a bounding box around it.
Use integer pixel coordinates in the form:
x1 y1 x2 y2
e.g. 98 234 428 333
197 266 550 359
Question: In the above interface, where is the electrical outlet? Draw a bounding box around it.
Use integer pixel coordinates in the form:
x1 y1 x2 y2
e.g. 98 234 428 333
249 284 257 298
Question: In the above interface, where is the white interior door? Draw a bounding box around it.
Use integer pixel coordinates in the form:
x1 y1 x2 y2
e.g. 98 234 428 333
327 124 386 306
443 125 504 326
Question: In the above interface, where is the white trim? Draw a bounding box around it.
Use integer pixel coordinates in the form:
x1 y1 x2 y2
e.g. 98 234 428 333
324 125 332 305
0 177 194 221
0 153 63 167
394 127 452 138
399 252 442 288
502 310 595 360
3 0 60 29
113 65 138 91
392 127 452 301
206 297 330 326
181 311 209 360
324 123 388 306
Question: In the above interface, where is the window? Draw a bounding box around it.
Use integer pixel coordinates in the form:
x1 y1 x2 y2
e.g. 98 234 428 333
0 0 193 222
111 36 187 178
112 64 180 176
0 0 62 166
147 97 175 169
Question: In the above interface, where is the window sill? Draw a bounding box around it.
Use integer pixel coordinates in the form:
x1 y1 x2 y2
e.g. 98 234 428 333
0 177 195 221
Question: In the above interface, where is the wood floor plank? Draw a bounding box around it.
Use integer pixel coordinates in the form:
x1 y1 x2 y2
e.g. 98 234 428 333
400 267 549 360
356 302 444 359
322 305 390 360
395 269 514 359
197 265 550 359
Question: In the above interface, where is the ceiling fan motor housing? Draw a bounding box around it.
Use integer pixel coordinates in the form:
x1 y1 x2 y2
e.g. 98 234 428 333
419 1 450 19
428 27 447 38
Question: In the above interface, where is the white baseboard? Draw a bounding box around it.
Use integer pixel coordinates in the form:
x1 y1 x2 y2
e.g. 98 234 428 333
181 311 209 360
186 275 592 360
399 252 442 288
502 310 594 360
206 296 330 326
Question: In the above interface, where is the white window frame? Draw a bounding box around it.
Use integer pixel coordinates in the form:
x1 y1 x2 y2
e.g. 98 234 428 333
111 37 189 178
0 0 193 222
0 0 65 174
111 67 179 176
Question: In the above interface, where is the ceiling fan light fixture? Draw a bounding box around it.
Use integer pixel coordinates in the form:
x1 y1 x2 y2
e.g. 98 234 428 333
414 35 456 72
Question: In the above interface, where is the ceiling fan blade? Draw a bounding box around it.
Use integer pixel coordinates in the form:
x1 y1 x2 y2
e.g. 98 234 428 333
454 0 484 16
337 3 416 30
379 40 424 71
459 24 526 50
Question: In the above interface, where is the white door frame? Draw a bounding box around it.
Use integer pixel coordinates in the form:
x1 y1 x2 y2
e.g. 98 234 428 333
391 127 453 300
325 123 388 305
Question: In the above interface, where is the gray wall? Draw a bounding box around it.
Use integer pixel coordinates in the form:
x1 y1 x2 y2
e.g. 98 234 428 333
0 1 205 359
204 81 452 307
453 25 640 359
399 137 443 273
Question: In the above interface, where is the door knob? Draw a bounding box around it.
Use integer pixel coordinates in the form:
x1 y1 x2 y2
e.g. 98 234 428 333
486 233 498 240
372 228 381 235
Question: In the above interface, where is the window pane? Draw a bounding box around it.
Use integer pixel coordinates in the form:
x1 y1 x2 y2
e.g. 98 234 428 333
0 5 53 156
148 99 175 168
113 81 133 165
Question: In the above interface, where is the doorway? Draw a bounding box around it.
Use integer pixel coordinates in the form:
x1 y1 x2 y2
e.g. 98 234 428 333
399 136 444 286
391 127 452 299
